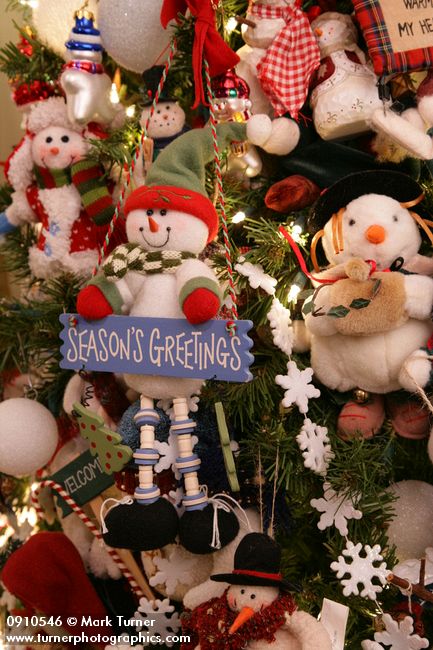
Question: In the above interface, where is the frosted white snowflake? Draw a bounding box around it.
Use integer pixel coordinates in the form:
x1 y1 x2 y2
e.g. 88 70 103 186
310 482 363 535
155 431 199 479
297 419 334 475
374 614 429 649
331 540 389 600
235 261 277 295
267 297 293 357
167 486 184 512
149 546 199 596
157 394 200 415
132 597 180 648
276 361 320 413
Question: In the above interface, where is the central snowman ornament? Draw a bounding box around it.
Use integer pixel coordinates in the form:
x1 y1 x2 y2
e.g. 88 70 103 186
76 115 299 553
303 170 433 439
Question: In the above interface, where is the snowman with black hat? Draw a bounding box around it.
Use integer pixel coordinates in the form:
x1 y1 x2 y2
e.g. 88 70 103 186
183 532 331 649
301 169 433 440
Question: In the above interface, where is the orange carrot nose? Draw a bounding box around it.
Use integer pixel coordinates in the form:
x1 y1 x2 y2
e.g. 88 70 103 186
50 147 60 155
365 224 386 244
229 606 255 635
315 27 323 36
148 216 159 232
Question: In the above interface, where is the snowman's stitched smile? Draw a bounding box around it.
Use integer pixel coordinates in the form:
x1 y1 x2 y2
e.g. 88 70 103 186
139 226 171 248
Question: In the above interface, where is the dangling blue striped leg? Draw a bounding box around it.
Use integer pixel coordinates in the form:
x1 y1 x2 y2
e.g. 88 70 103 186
133 395 161 504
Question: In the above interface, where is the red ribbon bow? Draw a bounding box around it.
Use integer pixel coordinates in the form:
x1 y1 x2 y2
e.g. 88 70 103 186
161 0 239 108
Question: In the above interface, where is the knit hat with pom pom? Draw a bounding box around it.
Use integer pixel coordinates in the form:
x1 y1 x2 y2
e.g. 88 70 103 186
124 122 247 244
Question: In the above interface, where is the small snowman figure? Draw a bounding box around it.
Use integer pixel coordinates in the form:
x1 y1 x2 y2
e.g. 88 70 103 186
139 65 189 160
309 12 382 141
184 533 332 649
60 9 117 126
303 170 433 439
77 117 299 554
236 0 320 118
0 96 117 278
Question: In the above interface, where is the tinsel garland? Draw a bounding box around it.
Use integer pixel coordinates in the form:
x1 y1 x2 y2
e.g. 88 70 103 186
181 588 297 649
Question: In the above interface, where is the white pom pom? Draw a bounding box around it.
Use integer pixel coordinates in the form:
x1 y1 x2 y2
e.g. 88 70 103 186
262 118 300 155
0 398 58 476
246 114 273 147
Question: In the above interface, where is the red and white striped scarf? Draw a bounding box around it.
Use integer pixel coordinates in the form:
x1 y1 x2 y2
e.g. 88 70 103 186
253 3 320 119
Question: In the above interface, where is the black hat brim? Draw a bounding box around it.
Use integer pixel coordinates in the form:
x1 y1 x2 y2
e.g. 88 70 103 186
308 170 425 235
210 573 299 592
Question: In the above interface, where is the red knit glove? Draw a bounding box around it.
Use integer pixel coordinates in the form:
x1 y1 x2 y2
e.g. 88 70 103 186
77 285 113 320
183 288 220 324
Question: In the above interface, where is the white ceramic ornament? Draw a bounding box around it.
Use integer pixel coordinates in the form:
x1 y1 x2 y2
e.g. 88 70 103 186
0 398 58 476
309 12 382 141
98 0 173 74
32 0 98 57
387 480 433 561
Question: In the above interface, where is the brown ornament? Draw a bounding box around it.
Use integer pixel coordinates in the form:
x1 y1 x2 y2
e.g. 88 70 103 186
265 175 320 213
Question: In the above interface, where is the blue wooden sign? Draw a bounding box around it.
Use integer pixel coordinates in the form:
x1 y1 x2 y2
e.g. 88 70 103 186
59 315 254 382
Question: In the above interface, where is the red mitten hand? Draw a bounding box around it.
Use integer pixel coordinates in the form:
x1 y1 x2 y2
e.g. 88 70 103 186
183 288 220 324
77 286 113 320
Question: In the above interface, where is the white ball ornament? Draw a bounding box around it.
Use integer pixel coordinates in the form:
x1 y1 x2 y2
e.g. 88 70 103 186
32 0 98 57
98 0 173 73
387 480 433 561
0 398 58 477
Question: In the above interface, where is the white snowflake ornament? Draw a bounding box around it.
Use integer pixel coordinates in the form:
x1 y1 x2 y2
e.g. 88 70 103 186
132 597 180 647
361 642 383 650
155 431 199 479
149 546 198 596
276 361 320 414
157 395 200 415
267 297 293 357
374 614 429 649
297 419 334 475
311 482 363 535
235 261 277 295
331 540 389 600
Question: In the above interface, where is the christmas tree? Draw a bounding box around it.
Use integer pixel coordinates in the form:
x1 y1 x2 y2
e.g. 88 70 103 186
1 1 433 648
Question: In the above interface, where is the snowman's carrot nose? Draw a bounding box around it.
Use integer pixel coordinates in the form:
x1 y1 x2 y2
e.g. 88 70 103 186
315 27 323 36
50 147 60 155
229 606 255 634
148 216 159 233
365 224 386 244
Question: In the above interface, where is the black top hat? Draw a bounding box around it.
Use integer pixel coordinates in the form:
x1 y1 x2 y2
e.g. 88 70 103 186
211 533 297 591
142 65 176 107
307 170 426 235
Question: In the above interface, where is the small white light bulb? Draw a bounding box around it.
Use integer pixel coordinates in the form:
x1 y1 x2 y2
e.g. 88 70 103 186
291 224 303 242
225 16 238 33
126 105 136 117
110 83 120 104
288 284 301 302
232 211 246 224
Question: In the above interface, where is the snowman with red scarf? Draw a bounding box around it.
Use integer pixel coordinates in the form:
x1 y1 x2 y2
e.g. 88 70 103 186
182 533 332 649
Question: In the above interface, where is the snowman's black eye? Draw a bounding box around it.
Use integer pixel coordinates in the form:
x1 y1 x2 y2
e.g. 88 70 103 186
61 135 70 143
393 215 398 222
159 209 167 216
240 589 245 595
349 218 356 226
156 109 161 114
45 136 53 143
250 594 256 600
166 105 170 110
146 209 154 216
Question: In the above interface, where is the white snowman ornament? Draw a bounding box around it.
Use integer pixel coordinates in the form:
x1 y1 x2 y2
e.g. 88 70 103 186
0 97 116 278
303 170 433 440
77 116 300 554
236 0 320 118
195 533 332 649
60 10 117 126
309 12 382 141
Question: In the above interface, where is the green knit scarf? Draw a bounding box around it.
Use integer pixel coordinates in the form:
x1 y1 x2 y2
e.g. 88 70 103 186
102 243 197 280
33 160 115 225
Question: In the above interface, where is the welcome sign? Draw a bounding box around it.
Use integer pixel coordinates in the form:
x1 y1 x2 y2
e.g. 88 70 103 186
59 314 254 382
353 0 433 75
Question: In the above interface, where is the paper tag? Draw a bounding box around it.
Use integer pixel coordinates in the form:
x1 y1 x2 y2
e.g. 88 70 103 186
320 598 349 650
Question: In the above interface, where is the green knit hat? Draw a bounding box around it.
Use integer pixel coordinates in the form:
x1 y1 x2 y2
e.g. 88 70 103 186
124 122 247 243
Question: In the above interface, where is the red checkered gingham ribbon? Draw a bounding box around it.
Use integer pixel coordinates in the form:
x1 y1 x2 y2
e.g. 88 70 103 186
253 3 320 119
